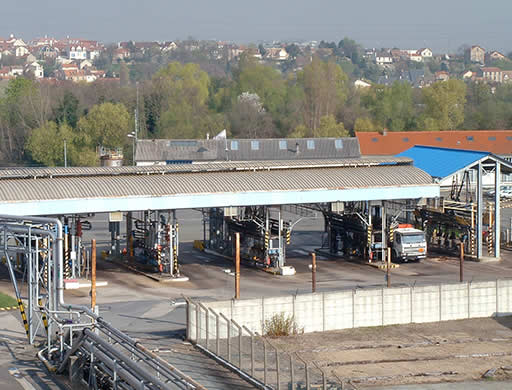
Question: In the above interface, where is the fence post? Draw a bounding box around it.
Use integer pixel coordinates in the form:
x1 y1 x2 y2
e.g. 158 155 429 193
198 303 209 350
220 313 231 362
243 326 255 378
468 281 471 318
195 303 200 344
289 354 295 390
231 319 243 369
297 354 310 390
212 310 220 355
275 346 280 390
439 284 442 321
496 279 499 317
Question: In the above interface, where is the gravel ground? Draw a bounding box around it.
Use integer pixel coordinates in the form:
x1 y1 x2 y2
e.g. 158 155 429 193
269 316 512 388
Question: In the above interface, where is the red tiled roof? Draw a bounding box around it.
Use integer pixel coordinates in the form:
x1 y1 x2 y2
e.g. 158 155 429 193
356 130 512 156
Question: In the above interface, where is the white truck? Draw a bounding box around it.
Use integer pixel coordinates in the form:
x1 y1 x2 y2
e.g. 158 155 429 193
392 225 427 262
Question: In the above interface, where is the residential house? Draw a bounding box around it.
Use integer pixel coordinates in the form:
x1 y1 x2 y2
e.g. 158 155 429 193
113 47 130 61
435 71 449 81
161 41 177 52
68 45 88 60
418 48 433 59
462 70 474 80
465 45 486 64
354 79 372 88
486 50 506 62
38 45 60 58
0 66 24 79
409 52 423 62
481 67 503 83
25 62 44 79
264 48 289 61
503 71 512 83
375 51 393 65
79 60 93 70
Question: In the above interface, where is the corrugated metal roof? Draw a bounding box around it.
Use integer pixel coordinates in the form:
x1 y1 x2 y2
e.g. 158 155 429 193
0 165 432 203
0 157 413 180
356 130 512 156
397 146 489 179
135 137 361 162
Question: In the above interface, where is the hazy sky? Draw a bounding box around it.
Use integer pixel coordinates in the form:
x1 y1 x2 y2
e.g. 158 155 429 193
2 0 511 52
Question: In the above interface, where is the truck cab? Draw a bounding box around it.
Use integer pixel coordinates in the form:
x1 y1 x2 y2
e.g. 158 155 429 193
393 226 427 262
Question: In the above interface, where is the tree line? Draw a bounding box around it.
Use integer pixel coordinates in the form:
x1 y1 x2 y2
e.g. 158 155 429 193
1 54 512 166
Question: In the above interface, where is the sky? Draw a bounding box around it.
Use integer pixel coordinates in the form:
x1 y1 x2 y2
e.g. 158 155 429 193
2 0 511 53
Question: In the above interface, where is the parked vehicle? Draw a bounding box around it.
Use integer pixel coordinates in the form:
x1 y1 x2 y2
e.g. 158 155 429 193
392 225 427 262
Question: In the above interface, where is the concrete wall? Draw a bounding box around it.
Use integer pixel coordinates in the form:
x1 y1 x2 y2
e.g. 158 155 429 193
188 279 512 341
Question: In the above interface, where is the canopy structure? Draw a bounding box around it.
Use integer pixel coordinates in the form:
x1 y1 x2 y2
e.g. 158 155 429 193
0 157 439 216
397 146 512 259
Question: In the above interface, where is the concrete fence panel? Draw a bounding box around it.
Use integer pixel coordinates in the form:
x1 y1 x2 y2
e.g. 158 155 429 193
232 298 262 334
295 293 324 333
469 281 497 318
262 296 294 333
324 291 353 330
383 287 411 326
411 285 440 323
354 288 382 327
441 283 469 321
497 279 512 316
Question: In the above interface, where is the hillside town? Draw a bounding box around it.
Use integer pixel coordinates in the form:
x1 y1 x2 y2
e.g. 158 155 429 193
1 34 512 87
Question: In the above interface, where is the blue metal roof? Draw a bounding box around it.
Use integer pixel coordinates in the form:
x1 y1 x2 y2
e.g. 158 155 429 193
397 146 489 179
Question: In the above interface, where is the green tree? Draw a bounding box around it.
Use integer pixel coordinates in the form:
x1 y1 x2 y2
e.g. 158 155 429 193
26 121 97 166
354 117 380 132
420 80 466 130
151 62 211 138
314 115 348 137
77 102 132 148
297 57 348 132
54 91 80 128
234 55 286 115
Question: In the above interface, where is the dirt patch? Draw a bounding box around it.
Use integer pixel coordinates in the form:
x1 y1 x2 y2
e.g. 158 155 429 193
269 316 512 387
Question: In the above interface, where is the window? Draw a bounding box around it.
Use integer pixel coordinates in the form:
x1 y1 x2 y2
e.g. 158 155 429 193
279 140 287 150
251 140 259 150
435 137 442 141
403 137 409 142
488 136 496 141
466 136 474 141
307 140 315 149
371 137 378 142
231 140 239 150
335 139 343 149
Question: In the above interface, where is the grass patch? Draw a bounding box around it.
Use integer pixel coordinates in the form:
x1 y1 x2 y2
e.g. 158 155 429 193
0 292 17 308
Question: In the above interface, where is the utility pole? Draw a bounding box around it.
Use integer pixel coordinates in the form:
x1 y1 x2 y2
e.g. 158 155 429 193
460 242 464 282
235 232 240 299
311 252 317 293
91 239 96 309
133 82 139 166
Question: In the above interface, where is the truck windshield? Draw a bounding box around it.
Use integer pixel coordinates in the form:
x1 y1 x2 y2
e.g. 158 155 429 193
401 234 424 244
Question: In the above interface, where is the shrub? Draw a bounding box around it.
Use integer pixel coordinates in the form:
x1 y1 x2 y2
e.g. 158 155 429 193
263 313 302 337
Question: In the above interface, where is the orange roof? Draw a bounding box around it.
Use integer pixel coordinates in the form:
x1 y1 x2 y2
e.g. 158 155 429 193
356 130 512 156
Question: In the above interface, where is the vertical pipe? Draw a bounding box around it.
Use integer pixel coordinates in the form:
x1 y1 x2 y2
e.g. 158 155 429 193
91 239 96 309
311 253 316 293
495 161 501 258
235 232 240 300
387 247 391 288
460 242 464 282
477 162 483 259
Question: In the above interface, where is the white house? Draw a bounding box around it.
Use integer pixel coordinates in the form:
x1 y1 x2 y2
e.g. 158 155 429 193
26 62 44 79
354 79 372 88
418 48 433 58
375 52 393 65
68 46 88 60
